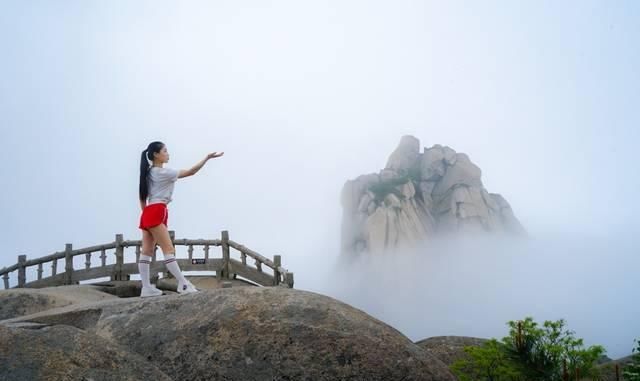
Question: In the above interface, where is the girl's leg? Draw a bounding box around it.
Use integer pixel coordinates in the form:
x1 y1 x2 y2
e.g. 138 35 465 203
147 223 189 286
138 229 156 288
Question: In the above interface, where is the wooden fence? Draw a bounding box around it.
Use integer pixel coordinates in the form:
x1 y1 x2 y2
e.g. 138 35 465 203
0 230 294 290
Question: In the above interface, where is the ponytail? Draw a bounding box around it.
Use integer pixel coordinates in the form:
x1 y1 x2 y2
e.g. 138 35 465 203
139 141 165 202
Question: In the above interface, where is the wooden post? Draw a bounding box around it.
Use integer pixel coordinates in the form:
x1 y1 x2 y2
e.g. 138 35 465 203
151 245 162 279
64 244 73 285
163 231 175 279
273 255 281 286
221 230 230 279
113 234 124 281
17 255 26 288
285 272 294 288
3 272 9 289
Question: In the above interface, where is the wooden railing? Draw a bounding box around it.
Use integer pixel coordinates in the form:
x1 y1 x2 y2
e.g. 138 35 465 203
0 230 294 290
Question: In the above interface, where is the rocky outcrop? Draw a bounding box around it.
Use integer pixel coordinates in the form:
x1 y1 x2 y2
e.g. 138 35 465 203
415 336 489 366
0 324 171 381
0 285 118 320
1 285 456 381
581 354 637 381
341 135 526 254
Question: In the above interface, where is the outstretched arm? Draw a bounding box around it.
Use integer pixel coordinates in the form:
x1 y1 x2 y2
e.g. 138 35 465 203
178 152 224 178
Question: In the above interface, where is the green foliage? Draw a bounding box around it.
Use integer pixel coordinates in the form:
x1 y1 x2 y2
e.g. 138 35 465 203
406 165 422 182
368 174 409 202
624 338 640 381
368 167 422 203
503 317 605 380
451 317 606 381
450 339 521 381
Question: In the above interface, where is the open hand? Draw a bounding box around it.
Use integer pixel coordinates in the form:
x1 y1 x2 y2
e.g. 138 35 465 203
207 152 224 160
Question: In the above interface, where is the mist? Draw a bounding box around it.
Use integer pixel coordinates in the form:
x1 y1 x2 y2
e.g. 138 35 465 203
316 231 639 360
1 0 638 361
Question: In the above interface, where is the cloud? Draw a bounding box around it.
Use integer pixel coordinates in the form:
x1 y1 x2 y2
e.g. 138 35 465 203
304 230 640 360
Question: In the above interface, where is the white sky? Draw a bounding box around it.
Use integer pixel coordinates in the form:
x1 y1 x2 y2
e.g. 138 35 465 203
1 0 638 359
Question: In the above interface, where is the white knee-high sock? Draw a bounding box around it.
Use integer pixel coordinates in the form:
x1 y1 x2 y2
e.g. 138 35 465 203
138 254 153 288
163 254 187 285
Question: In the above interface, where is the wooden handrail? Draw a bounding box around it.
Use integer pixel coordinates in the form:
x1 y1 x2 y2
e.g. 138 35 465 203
227 239 293 285
0 264 19 275
0 230 294 289
71 243 117 256
122 239 222 247
23 252 66 267
228 240 276 269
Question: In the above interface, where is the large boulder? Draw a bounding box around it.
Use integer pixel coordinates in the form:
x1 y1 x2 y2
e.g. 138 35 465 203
341 136 526 254
0 285 117 320
1 287 456 381
420 146 446 181
431 153 482 197
365 188 436 253
0 324 171 381
385 135 421 172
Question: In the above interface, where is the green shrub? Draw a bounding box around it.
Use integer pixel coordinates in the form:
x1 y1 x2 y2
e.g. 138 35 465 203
368 174 410 202
451 317 606 381
624 338 640 381
368 166 422 203
450 339 521 381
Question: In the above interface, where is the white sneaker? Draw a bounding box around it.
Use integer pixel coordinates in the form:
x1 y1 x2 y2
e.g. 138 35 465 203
177 279 199 295
140 285 164 298
186 279 199 291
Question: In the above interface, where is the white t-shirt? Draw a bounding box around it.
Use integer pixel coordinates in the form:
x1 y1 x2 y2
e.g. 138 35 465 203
147 167 179 204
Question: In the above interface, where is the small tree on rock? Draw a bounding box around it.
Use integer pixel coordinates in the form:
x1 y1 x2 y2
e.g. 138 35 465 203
624 338 640 381
451 317 606 381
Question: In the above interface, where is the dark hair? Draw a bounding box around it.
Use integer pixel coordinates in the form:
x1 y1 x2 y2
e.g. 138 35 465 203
139 141 165 202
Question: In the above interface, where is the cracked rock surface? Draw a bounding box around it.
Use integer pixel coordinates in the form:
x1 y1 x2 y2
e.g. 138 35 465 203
1 286 455 381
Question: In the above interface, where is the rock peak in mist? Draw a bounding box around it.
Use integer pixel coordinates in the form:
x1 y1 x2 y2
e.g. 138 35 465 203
341 135 525 254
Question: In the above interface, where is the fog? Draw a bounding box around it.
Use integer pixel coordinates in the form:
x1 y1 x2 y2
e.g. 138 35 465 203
1 1 638 360
323 232 639 360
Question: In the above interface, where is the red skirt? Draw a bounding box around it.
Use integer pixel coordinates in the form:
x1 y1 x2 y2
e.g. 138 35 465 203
139 203 169 230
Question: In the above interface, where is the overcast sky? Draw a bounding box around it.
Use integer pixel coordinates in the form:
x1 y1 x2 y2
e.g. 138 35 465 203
1 1 638 359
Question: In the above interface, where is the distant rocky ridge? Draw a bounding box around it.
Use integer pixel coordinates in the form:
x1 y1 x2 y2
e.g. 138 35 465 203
341 135 526 254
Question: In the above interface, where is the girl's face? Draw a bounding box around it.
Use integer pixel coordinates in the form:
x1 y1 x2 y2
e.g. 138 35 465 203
153 146 170 164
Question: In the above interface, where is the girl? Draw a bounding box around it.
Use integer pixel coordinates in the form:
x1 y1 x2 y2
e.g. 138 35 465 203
138 141 224 297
